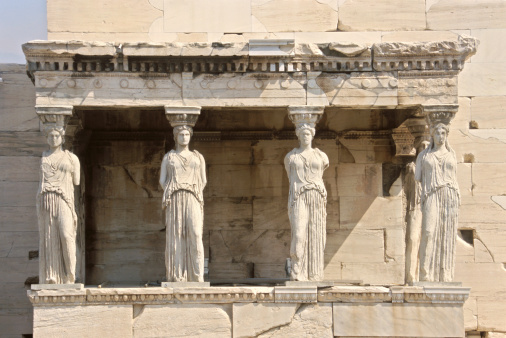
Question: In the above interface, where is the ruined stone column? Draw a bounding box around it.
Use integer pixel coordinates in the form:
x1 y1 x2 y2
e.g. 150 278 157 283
415 104 460 283
285 106 328 282
35 105 82 286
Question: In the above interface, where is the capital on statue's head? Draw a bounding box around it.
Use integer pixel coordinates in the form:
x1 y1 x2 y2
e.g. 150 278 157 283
287 106 325 130
164 106 201 128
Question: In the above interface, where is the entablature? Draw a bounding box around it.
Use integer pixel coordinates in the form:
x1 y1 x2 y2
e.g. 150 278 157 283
23 37 477 79
23 38 476 110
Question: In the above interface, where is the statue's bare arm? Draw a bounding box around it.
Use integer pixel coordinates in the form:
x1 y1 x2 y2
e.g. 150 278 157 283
159 154 168 188
71 153 80 186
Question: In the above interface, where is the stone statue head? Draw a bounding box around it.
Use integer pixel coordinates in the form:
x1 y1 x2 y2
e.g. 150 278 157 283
429 122 452 151
43 125 65 148
295 123 316 147
173 125 193 146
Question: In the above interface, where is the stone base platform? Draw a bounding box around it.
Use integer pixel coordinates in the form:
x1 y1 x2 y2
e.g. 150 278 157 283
28 285 470 337
161 281 210 287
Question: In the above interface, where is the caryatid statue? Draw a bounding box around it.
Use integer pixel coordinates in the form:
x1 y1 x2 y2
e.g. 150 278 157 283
404 118 430 285
36 107 80 284
160 107 206 283
284 106 329 281
415 107 460 282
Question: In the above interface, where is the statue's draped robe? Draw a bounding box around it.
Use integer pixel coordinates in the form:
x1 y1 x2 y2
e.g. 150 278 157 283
162 150 205 282
416 148 460 282
405 161 423 284
37 150 77 284
285 148 329 281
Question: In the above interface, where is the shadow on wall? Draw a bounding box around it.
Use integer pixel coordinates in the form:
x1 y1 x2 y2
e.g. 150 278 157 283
80 108 408 285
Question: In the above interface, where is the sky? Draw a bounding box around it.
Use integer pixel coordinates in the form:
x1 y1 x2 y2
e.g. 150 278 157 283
0 0 47 64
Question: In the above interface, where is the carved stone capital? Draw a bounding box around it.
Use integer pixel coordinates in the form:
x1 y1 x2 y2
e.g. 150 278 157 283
405 117 430 151
287 105 325 129
35 105 74 136
391 125 416 157
164 106 201 127
35 105 73 127
421 104 459 129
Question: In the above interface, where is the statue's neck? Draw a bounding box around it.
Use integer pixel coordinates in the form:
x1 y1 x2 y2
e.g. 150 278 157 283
48 146 63 155
175 144 190 154
298 143 312 152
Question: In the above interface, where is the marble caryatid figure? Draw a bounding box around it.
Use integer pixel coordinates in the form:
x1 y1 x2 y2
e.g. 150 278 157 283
404 138 429 284
285 107 328 281
37 124 80 284
160 108 206 282
415 113 460 282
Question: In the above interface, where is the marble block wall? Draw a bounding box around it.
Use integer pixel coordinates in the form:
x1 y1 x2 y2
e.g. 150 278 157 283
82 108 403 285
0 64 41 335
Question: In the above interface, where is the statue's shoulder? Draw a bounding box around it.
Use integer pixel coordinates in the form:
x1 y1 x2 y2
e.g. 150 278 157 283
285 148 297 158
314 148 329 162
66 151 80 164
314 148 328 156
164 150 175 160
193 150 205 163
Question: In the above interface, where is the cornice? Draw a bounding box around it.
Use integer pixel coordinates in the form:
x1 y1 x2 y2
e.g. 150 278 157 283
22 37 478 81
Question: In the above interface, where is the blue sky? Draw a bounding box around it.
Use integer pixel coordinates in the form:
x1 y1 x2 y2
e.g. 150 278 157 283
0 0 47 63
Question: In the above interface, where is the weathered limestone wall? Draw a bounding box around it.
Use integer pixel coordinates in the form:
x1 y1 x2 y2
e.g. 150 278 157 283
0 64 41 335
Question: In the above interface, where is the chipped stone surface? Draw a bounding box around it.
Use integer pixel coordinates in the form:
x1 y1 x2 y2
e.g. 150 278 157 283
47 0 160 36
338 0 426 31
252 0 337 32
427 0 506 30
258 303 333 337
133 304 232 337
459 63 506 97
333 302 465 337
233 303 297 337
34 305 132 337
471 96 506 129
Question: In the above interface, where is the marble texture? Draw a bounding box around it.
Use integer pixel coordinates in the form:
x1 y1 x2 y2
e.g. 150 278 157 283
161 107 206 282
415 109 460 282
285 106 328 281
37 112 80 285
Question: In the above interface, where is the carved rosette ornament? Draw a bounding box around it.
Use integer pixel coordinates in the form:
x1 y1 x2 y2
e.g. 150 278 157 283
35 105 81 285
415 104 460 283
161 106 207 283
285 106 328 282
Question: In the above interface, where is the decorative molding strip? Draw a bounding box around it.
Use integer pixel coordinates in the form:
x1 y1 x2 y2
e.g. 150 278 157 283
319 287 392 303
275 286 318 303
339 130 392 140
22 38 477 81
27 285 470 306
